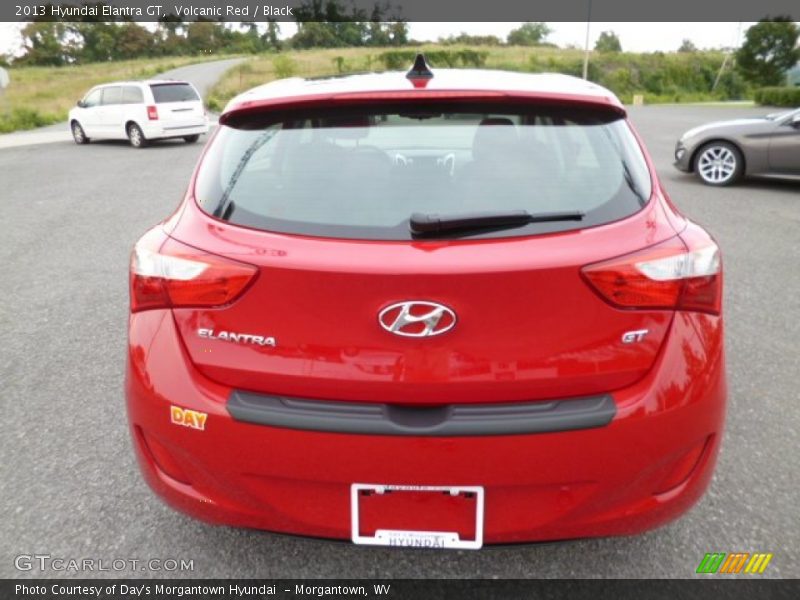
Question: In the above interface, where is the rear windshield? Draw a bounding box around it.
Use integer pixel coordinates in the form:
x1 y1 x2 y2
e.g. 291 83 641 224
150 83 199 103
195 103 651 240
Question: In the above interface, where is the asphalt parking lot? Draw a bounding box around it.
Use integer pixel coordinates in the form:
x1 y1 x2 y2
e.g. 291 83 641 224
1 101 798 579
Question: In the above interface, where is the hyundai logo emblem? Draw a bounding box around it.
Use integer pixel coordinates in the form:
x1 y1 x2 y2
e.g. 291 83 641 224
378 301 456 337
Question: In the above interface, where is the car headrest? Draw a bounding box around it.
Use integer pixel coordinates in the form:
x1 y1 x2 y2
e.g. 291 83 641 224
473 117 518 163
479 117 515 127
318 115 373 140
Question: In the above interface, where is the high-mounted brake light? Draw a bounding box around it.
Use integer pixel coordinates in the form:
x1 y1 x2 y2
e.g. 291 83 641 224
130 228 257 312
582 229 722 315
147 105 159 120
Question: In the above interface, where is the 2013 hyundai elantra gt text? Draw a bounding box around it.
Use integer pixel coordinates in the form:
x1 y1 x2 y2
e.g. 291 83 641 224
126 57 726 548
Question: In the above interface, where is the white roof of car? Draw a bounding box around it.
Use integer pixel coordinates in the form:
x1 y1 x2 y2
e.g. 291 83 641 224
94 79 191 87
224 69 624 114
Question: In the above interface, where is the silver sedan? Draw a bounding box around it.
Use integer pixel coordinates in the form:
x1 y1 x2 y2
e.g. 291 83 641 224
674 107 800 186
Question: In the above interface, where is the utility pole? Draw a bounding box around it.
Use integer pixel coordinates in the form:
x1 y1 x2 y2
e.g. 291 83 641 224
582 0 593 80
712 22 742 92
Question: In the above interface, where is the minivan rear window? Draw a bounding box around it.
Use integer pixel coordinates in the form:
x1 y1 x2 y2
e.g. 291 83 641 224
150 83 199 103
195 103 651 240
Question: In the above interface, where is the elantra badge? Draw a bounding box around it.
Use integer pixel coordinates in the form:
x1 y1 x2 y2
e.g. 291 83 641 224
197 328 276 347
379 301 456 337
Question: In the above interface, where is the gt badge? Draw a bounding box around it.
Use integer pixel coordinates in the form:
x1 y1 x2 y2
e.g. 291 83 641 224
621 329 649 344
170 406 208 431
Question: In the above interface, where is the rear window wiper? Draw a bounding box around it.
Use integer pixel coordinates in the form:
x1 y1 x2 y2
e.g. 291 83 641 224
213 129 277 219
409 210 584 236
621 160 647 205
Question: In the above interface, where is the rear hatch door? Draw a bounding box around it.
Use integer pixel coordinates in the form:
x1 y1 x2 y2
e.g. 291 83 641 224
150 82 204 129
169 202 678 405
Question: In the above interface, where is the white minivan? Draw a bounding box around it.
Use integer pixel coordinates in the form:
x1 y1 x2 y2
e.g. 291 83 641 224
69 80 209 148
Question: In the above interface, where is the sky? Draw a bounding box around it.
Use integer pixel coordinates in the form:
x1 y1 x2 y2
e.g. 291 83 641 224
0 21 753 57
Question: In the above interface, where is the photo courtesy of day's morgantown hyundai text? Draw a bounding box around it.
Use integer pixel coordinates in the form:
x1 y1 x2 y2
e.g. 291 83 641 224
125 55 726 549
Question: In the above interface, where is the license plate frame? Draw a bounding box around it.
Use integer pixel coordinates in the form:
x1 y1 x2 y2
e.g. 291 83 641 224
350 483 484 550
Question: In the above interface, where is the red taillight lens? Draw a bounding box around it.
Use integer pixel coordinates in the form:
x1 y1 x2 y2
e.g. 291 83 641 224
582 229 722 315
147 105 158 120
130 228 257 312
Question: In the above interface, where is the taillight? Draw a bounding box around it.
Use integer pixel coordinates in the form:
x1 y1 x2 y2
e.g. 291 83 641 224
147 105 158 120
582 228 722 315
130 228 257 312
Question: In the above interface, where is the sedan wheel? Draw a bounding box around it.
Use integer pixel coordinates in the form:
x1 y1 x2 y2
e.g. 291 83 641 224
695 142 742 186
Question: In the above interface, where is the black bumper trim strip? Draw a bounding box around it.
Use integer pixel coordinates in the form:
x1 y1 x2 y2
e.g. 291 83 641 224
227 391 616 436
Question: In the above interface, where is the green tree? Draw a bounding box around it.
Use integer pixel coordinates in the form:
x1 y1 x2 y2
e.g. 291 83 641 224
157 31 188 57
263 20 282 50
367 5 391 46
291 22 343 48
440 33 501 46
386 21 408 46
292 0 367 48
506 22 552 46
186 21 225 55
678 39 698 53
289 1 406 48
595 31 622 53
365 21 408 47
19 22 69 66
158 14 185 37
291 20 369 48
736 18 800 87
114 23 153 59
70 22 117 62
222 23 265 54
364 3 408 47
156 17 188 56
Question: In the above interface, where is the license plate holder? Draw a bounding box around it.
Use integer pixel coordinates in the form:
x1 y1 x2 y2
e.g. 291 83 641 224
350 483 484 550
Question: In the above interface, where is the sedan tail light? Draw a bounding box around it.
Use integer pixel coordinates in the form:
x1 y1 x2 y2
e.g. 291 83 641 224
130 228 257 312
582 228 722 315
147 105 159 120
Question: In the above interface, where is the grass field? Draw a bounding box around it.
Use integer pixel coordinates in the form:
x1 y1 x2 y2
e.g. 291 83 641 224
206 45 740 111
0 56 224 133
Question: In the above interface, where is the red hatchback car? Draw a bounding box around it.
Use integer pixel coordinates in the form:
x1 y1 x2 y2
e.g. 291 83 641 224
126 57 726 548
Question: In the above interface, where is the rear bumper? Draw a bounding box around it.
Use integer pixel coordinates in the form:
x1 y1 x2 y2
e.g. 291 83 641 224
227 391 616 436
141 121 209 140
125 311 726 544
